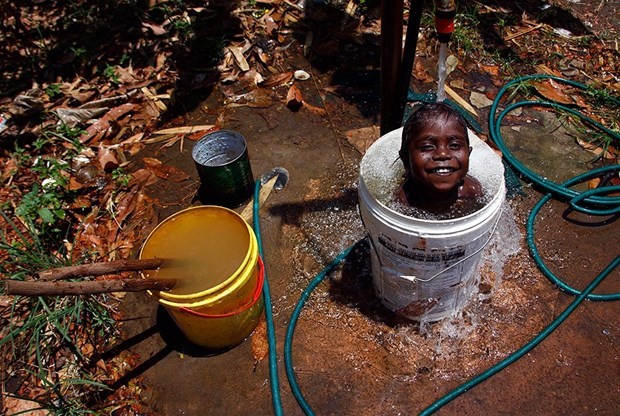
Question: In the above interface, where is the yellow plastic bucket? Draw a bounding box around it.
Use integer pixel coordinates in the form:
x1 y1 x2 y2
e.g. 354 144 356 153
139 205 264 349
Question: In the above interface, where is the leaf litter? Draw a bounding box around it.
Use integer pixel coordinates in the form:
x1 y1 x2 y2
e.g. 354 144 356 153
1 0 619 413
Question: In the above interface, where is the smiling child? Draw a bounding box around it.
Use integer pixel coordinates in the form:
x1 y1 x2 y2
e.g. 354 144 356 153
395 102 483 217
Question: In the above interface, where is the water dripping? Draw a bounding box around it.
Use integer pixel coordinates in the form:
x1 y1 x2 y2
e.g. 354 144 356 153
436 42 448 102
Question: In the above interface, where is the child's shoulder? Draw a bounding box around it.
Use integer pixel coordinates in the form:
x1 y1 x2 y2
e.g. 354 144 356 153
458 175 483 199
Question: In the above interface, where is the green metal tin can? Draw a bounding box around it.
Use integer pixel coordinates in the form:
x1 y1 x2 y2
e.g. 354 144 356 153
192 130 255 208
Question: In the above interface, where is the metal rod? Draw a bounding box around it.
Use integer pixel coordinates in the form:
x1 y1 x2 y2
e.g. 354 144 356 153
396 0 425 126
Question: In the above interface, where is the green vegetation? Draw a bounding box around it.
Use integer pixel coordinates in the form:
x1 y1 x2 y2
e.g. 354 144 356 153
0 207 117 414
103 65 120 86
112 167 132 188
1 120 118 413
46 84 62 99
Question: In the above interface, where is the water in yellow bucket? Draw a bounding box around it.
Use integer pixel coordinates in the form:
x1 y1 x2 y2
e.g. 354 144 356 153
140 205 263 349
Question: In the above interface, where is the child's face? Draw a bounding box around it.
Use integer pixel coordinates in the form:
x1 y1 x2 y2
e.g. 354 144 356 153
405 118 471 194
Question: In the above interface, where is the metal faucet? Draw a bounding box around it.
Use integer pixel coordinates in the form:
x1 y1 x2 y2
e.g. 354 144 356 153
435 0 456 43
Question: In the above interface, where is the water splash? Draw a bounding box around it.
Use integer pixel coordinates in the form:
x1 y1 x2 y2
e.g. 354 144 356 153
436 42 448 102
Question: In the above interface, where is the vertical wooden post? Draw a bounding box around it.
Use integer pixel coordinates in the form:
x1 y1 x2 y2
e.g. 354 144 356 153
380 0 404 136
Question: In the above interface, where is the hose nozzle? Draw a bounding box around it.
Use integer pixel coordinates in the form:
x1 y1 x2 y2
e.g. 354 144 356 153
435 0 456 43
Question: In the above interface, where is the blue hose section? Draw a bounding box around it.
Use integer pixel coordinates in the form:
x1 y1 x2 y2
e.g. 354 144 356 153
489 74 620 213
253 180 284 416
527 178 620 301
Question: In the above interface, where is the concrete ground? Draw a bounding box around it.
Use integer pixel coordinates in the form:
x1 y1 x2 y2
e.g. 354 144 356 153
115 52 620 415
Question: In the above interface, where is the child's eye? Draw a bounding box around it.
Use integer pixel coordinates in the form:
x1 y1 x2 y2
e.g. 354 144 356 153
448 138 466 150
418 145 435 151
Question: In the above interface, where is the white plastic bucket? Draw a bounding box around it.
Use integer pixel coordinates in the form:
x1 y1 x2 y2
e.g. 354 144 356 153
358 127 505 322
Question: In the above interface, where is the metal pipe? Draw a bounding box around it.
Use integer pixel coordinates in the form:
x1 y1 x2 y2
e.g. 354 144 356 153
435 0 456 43
396 0 425 128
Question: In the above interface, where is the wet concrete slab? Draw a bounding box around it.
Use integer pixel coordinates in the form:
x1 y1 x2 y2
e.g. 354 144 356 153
117 66 619 415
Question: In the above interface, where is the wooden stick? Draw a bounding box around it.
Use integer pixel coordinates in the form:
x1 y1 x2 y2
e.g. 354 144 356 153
444 84 478 117
505 23 543 41
37 258 165 281
240 175 278 223
4 278 176 297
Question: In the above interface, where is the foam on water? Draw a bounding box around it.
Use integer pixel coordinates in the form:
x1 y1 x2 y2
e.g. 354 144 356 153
385 188 491 220
360 128 503 219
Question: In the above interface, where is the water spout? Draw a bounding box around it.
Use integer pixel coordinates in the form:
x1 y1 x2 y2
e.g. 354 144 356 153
435 0 455 102
437 42 448 102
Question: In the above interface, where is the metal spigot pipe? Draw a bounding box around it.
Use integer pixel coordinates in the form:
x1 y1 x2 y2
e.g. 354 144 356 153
435 0 456 43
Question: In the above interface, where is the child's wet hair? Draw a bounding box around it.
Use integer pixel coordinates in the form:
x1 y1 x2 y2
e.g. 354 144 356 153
399 102 469 172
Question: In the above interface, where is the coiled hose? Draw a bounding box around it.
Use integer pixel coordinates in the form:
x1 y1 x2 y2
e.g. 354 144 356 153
420 74 620 415
257 75 619 415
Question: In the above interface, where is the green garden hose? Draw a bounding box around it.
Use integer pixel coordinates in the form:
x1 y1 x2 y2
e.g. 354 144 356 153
419 75 620 414
253 181 284 416
489 74 620 214
284 240 364 416
418 255 619 416
259 75 619 415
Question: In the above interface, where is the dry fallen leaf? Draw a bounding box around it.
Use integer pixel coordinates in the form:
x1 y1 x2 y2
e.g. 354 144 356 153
260 72 293 88
413 61 434 83
3 396 48 416
114 188 139 225
187 128 217 141
446 54 458 75
469 91 494 109
588 178 601 189
141 86 168 111
55 107 109 127
286 84 303 110
81 103 136 143
68 176 84 191
97 145 119 171
130 168 159 187
303 101 327 117
0 295 13 308
576 138 618 159
345 125 380 154
533 79 575 105
1 158 18 181
264 15 278 36
449 79 466 90
535 64 563 77
478 64 499 76
229 45 250 72
142 20 167 36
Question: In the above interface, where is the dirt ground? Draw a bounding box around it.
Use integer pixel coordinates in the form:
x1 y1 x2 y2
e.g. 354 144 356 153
97 1 620 415
115 49 620 414
0 0 618 414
